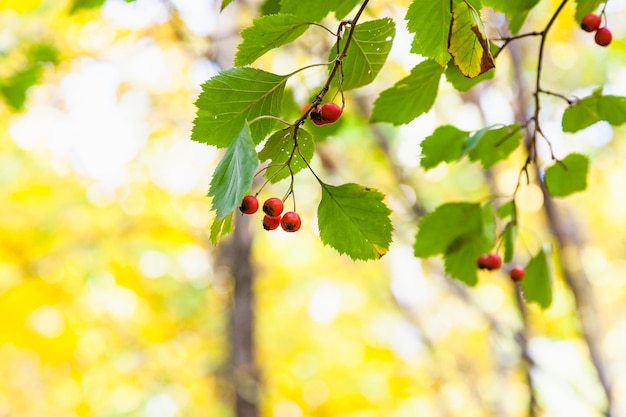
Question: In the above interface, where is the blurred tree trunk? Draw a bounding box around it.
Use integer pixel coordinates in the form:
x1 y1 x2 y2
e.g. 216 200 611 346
222 214 259 417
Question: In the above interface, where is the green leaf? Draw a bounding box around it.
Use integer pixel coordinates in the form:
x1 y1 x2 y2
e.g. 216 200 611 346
497 200 515 219
574 0 604 21
330 18 395 91
334 0 361 19
207 124 259 219
192 68 288 148
371 59 444 125
210 213 235 244
69 0 105 13
468 124 522 168
448 0 495 78
261 0 281 15
521 249 552 309
235 14 312 66
0 66 42 111
562 94 626 132
406 0 452 66
420 125 468 170
414 202 485 257
502 225 516 263
280 0 332 22
544 153 589 197
482 0 540 34
444 235 485 285
221 0 235 10
318 183 393 261
258 127 315 183
445 61 494 92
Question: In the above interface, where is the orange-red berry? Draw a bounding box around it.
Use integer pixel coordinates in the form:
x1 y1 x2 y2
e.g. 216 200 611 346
262 215 281 231
281 211 301 232
595 27 612 46
581 13 602 32
477 253 502 271
319 102 343 124
510 266 526 281
263 197 284 217
239 195 259 215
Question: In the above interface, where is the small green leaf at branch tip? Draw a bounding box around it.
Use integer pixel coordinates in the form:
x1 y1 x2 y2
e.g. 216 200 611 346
521 248 552 309
317 183 393 261
207 123 259 219
562 94 626 132
220 0 235 11
371 59 444 125
235 14 312 66
467 124 522 168
329 18 395 91
448 1 495 78
419 125 468 170
544 153 589 197
192 68 287 148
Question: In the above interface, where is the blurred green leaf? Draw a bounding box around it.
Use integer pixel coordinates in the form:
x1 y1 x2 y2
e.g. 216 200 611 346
330 18 395 91
221 0 235 11
192 68 288 147
445 62 494 92
482 0 540 34
371 59 444 125
521 248 552 309
502 225 516 263
497 200 515 219
468 124 522 168
210 212 235 244
318 183 393 260
574 0 604 21
0 66 41 111
207 123 259 219
562 94 626 132
544 153 589 197
420 125 468 170
235 14 311 66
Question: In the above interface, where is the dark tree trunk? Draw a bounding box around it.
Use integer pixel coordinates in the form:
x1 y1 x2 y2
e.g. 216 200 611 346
222 214 259 417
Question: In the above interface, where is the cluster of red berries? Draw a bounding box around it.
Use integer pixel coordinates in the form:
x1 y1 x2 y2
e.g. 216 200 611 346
477 253 525 282
309 102 343 126
239 195 302 232
581 13 612 47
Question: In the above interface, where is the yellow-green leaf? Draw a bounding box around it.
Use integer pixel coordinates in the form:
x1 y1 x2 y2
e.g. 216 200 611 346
448 0 495 78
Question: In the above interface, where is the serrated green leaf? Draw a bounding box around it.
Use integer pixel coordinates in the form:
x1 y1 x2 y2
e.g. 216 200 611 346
482 0 540 34
330 18 395 91
261 0 281 15
207 123 259 219
192 68 288 148
334 0 361 19
445 61 494 92
448 1 495 78
544 153 589 197
371 59 444 125
420 125 469 170
235 14 311 66
574 0 603 21
258 127 315 183
318 183 393 261
414 202 484 257
406 0 452 66
210 212 235 244
562 94 626 132
468 124 522 168
521 249 552 309
280 0 331 22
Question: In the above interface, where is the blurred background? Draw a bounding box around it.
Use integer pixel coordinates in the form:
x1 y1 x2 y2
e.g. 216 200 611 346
2 0 626 416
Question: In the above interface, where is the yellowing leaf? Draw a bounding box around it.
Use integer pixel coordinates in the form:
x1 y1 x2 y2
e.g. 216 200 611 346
448 0 495 78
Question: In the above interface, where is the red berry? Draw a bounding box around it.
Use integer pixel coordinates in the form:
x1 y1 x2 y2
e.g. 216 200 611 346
239 195 259 215
477 253 502 271
595 27 612 46
581 13 601 32
262 215 281 231
319 102 343 124
280 211 301 232
510 266 526 281
309 106 326 125
263 197 284 217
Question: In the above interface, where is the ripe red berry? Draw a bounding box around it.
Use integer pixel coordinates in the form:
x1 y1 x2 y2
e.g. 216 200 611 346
477 253 502 271
309 106 326 125
263 197 284 217
581 13 602 32
280 211 301 232
239 195 259 215
510 266 526 281
595 27 612 46
262 215 281 231
319 102 343 124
